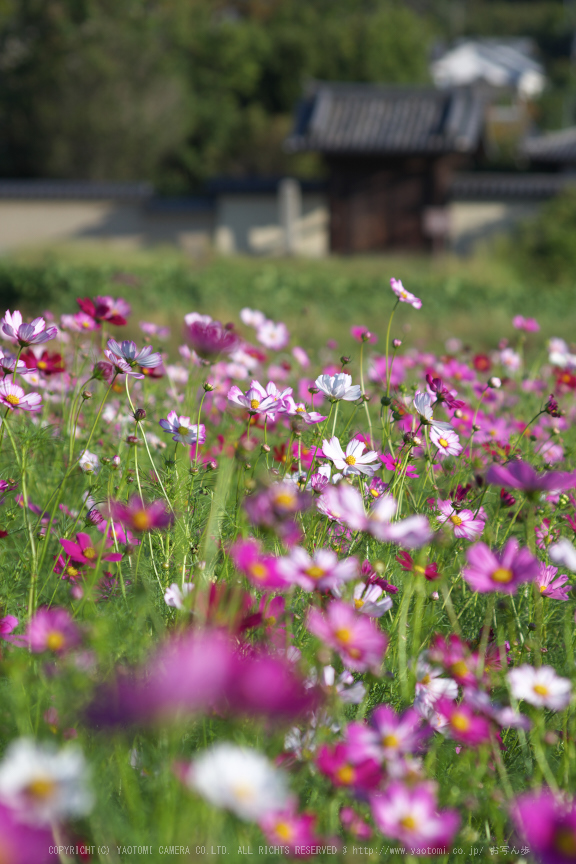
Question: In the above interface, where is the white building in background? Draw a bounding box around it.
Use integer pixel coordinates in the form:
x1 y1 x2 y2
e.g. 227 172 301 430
431 39 545 99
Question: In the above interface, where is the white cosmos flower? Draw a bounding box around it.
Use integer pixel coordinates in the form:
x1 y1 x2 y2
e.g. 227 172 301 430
0 738 93 824
508 664 572 711
78 449 100 474
164 582 194 610
188 743 291 821
315 373 361 402
321 436 378 477
549 538 576 573
352 583 393 617
413 658 458 729
256 320 289 350
412 391 452 432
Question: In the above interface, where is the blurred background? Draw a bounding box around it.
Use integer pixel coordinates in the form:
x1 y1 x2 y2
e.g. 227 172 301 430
1 0 576 350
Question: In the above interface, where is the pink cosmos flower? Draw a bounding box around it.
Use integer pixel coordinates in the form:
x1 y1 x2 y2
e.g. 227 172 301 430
370 782 459 851
512 790 576 864
430 426 462 459
228 380 292 420
0 381 42 412
428 634 478 688
462 538 540 594
513 315 540 332
256 319 290 350
380 453 419 478
0 348 31 377
105 339 162 373
435 697 492 745
231 538 289 590
26 608 81 654
351 326 378 344
284 396 326 424
340 807 373 841
292 346 310 368
536 564 571 600
60 531 123 569
277 547 358 592
1 310 57 346
140 321 170 339
108 496 173 533
0 615 26 646
348 707 430 764
240 308 266 328
259 807 320 854
0 802 57 864
185 313 239 359
316 742 382 792
77 296 130 326
390 278 422 310
322 436 378 478
436 499 485 540
306 600 387 674
486 460 576 493
159 411 206 445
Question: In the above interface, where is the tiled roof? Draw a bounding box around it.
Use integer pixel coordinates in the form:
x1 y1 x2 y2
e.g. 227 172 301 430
0 180 153 200
286 83 485 155
450 172 576 200
521 128 576 164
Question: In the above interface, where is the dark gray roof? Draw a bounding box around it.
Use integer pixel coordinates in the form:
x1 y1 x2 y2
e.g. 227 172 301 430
451 172 576 200
286 83 485 155
521 128 576 164
0 180 153 200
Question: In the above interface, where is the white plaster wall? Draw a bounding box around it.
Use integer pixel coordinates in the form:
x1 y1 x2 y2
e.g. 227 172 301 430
448 201 542 253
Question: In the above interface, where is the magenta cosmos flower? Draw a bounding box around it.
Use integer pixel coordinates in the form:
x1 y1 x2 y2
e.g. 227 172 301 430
307 600 387 674
77 295 131 326
228 380 292 420
436 499 485 540
259 807 320 854
486 460 576 493
512 315 540 332
109 496 173 533
230 538 288 590
462 538 540 594
347 706 431 764
277 547 358 592
0 381 42 412
184 312 239 359
512 790 576 864
159 411 206 446
26 608 81 654
59 532 123 568
536 564 571 600
390 278 422 310
0 802 57 864
316 742 382 792
1 310 57 346
370 782 459 851
435 697 492 746
322 436 379 478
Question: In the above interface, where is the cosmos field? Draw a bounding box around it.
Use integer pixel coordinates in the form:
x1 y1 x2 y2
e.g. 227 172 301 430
1 277 576 864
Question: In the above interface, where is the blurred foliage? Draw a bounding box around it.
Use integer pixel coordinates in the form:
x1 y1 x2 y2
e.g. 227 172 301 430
3 244 576 354
497 188 576 285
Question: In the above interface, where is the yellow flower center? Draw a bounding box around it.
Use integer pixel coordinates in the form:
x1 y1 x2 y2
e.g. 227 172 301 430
450 660 469 678
83 547 97 560
5 394 19 406
249 563 267 580
335 765 354 785
274 492 296 508
451 712 470 732
65 565 79 578
491 567 513 584
382 733 399 749
555 828 576 857
420 673 431 685
540 584 547 593
37 361 47 370
438 438 449 448
232 783 255 802
177 425 189 436
305 565 325 580
370 488 379 497
275 822 294 842
450 514 463 526
132 510 151 532
399 815 417 831
250 399 260 410
46 631 65 652
400 291 408 300
335 627 352 644
345 455 356 465
354 598 364 609
26 777 57 800
413 565 426 575
533 684 549 697
296 406 305 413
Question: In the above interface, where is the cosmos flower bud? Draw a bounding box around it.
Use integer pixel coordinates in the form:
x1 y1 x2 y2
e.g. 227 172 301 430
340 356 351 366
203 382 215 392
126 435 139 445
82 390 92 400
308 387 319 395
472 424 481 432
487 377 501 389
545 394 561 417
261 444 271 453
111 455 121 469
133 408 146 422
380 396 392 406
361 331 372 342
392 339 402 348
453 409 463 418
